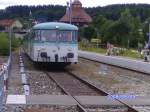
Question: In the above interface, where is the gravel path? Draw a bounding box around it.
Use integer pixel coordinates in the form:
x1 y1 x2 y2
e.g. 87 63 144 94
7 51 24 95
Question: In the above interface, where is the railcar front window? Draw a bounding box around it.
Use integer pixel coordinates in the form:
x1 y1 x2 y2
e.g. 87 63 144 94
34 30 77 42
41 30 57 41
58 31 77 42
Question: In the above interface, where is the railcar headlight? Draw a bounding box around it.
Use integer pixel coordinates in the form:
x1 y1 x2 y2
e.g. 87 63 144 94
37 48 46 51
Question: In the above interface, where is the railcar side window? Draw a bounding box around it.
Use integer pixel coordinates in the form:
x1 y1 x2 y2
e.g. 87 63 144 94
34 30 77 42
31 30 35 39
35 30 41 40
72 31 78 41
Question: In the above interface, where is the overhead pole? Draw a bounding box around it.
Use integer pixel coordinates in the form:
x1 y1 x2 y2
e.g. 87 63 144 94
8 27 12 57
70 0 72 24
148 23 150 48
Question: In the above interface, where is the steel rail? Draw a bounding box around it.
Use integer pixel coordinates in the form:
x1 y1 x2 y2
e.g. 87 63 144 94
66 71 139 112
45 72 88 112
46 71 139 112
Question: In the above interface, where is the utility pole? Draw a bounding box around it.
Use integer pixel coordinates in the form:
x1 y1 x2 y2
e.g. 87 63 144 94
70 0 72 24
8 27 12 57
148 23 150 48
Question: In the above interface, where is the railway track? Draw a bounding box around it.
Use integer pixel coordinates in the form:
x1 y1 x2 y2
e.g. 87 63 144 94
45 71 139 112
20 49 145 112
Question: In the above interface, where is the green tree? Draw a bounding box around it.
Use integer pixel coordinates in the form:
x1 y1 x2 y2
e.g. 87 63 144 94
0 33 9 55
80 26 96 41
0 32 20 55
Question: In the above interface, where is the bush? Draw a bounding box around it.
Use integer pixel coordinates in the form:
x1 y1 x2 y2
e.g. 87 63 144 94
11 34 20 50
0 32 19 55
0 33 9 55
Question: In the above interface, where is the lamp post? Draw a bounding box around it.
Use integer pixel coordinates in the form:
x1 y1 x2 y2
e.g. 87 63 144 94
148 23 150 48
8 27 12 57
69 0 72 24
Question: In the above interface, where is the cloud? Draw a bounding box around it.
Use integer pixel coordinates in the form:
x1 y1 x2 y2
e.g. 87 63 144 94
0 1 16 5
0 1 18 9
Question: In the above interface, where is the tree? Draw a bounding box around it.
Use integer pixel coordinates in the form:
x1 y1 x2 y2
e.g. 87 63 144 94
104 21 130 46
80 25 96 41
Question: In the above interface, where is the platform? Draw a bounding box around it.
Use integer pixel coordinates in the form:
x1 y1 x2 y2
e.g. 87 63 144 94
79 50 150 74
6 95 150 106
27 95 76 105
6 95 77 106
75 96 123 106
120 96 150 106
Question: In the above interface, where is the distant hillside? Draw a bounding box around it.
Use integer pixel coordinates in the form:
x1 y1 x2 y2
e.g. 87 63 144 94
0 4 150 22
86 4 150 21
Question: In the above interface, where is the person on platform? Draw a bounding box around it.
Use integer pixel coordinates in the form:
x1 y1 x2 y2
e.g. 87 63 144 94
106 42 114 56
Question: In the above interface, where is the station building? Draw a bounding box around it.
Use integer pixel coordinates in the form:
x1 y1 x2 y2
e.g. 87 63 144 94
60 0 92 27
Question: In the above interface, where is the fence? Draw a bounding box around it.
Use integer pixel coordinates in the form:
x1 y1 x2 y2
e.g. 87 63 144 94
0 56 11 110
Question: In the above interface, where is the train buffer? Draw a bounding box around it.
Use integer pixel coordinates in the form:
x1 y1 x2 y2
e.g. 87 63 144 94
6 95 150 106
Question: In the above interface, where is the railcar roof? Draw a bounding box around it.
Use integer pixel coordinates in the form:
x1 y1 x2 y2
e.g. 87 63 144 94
33 22 78 30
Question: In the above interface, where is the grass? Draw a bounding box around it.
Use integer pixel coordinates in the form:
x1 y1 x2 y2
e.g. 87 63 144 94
120 49 143 59
79 43 143 59
80 46 107 54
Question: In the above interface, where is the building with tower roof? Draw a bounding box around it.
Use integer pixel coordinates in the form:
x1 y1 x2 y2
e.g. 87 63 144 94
60 0 92 27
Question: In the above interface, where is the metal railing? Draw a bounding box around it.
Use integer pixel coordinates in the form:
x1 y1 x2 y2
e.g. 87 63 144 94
0 70 4 110
0 56 11 110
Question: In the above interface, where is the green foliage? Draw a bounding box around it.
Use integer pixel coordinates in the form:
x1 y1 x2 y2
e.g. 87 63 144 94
0 32 19 56
80 26 96 41
0 33 9 55
81 8 145 49
0 4 150 49
11 34 20 50
0 4 150 22
79 42 106 54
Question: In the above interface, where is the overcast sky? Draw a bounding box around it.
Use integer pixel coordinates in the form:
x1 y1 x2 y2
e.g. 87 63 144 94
0 0 150 9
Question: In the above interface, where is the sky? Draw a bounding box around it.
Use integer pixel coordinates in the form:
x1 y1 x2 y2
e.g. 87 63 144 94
1 0 150 9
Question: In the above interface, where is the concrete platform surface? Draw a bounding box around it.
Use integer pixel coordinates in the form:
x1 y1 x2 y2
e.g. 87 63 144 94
6 95 26 104
79 50 150 74
6 95 77 105
75 96 150 106
26 95 76 105
75 96 123 106
121 96 150 106
6 95 150 106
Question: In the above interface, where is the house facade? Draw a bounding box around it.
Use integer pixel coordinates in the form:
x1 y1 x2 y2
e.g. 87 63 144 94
0 19 23 30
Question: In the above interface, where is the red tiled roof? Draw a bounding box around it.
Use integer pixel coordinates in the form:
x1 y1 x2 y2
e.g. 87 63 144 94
0 19 15 27
73 0 82 5
60 0 92 24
